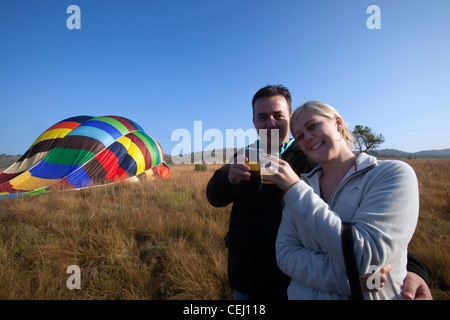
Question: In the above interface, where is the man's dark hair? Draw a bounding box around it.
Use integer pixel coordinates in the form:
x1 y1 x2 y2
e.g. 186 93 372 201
251 84 292 116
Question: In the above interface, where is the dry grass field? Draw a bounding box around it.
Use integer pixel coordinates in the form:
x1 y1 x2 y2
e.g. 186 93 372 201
0 165 232 300
0 159 449 300
402 158 450 299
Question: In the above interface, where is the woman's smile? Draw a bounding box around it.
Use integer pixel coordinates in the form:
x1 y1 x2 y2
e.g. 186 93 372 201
310 140 325 151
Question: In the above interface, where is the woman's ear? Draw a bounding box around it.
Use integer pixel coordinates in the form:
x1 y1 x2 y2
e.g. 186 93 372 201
335 116 343 132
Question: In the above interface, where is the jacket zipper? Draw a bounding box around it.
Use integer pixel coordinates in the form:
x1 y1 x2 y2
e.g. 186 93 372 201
320 164 377 208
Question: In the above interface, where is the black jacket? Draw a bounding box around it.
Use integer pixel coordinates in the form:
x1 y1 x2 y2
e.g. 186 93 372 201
206 142 315 299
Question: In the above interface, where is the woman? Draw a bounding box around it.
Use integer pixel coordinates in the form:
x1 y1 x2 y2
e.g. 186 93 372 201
263 101 419 299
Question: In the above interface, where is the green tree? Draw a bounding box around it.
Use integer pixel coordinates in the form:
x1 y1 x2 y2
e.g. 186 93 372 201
352 125 385 154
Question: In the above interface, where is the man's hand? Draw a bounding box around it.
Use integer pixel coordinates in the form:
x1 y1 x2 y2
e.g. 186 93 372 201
228 155 251 185
402 271 433 300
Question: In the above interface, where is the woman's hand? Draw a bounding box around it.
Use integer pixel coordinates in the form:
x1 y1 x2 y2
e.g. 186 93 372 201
260 154 300 192
360 265 392 293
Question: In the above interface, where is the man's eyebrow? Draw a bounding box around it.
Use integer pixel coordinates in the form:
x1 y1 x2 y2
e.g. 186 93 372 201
256 111 283 116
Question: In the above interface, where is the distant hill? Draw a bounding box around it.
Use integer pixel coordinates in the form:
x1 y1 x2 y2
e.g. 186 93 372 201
2 148 449 170
165 147 450 164
368 148 450 159
164 148 240 165
0 154 21 170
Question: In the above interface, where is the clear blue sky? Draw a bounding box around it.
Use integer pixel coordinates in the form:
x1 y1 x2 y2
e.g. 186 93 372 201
1 0 449 156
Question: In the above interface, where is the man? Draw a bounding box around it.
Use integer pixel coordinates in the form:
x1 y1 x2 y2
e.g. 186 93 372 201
206 85 432 300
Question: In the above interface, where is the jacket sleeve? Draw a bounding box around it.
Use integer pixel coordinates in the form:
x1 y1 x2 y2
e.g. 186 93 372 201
276 206 351 295
206 164 239 207
407 251 430 285
350 161 419 273
277 161 419 288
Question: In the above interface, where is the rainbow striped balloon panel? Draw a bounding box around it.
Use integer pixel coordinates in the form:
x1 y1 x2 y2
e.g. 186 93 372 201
0 115 171 198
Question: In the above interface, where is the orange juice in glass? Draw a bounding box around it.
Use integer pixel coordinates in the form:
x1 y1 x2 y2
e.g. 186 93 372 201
244 147 260 177
260 151 279 184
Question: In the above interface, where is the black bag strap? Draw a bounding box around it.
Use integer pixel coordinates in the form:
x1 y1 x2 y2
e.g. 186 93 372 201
341 221 364 300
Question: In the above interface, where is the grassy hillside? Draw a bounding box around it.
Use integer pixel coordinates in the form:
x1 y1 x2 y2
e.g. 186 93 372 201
0 160 449 299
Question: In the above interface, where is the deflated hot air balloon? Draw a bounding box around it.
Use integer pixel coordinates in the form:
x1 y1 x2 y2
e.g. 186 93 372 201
0 115 171 199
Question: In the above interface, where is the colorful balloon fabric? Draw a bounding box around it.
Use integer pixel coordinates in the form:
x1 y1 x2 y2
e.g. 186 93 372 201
0 115 171 199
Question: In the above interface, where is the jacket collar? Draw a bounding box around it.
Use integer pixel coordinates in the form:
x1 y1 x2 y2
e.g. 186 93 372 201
251 138 296 155
301 152 378 181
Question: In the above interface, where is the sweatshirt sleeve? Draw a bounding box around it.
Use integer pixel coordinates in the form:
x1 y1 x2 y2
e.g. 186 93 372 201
276 203 351 295
350 161 419 273
277 161 419 288
206 164 239 207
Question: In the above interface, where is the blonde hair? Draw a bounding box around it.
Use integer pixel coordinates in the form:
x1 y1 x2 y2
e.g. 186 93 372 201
290 101 354 147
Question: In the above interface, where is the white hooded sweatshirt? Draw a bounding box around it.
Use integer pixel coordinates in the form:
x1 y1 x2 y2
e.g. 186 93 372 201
276 153 419 299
